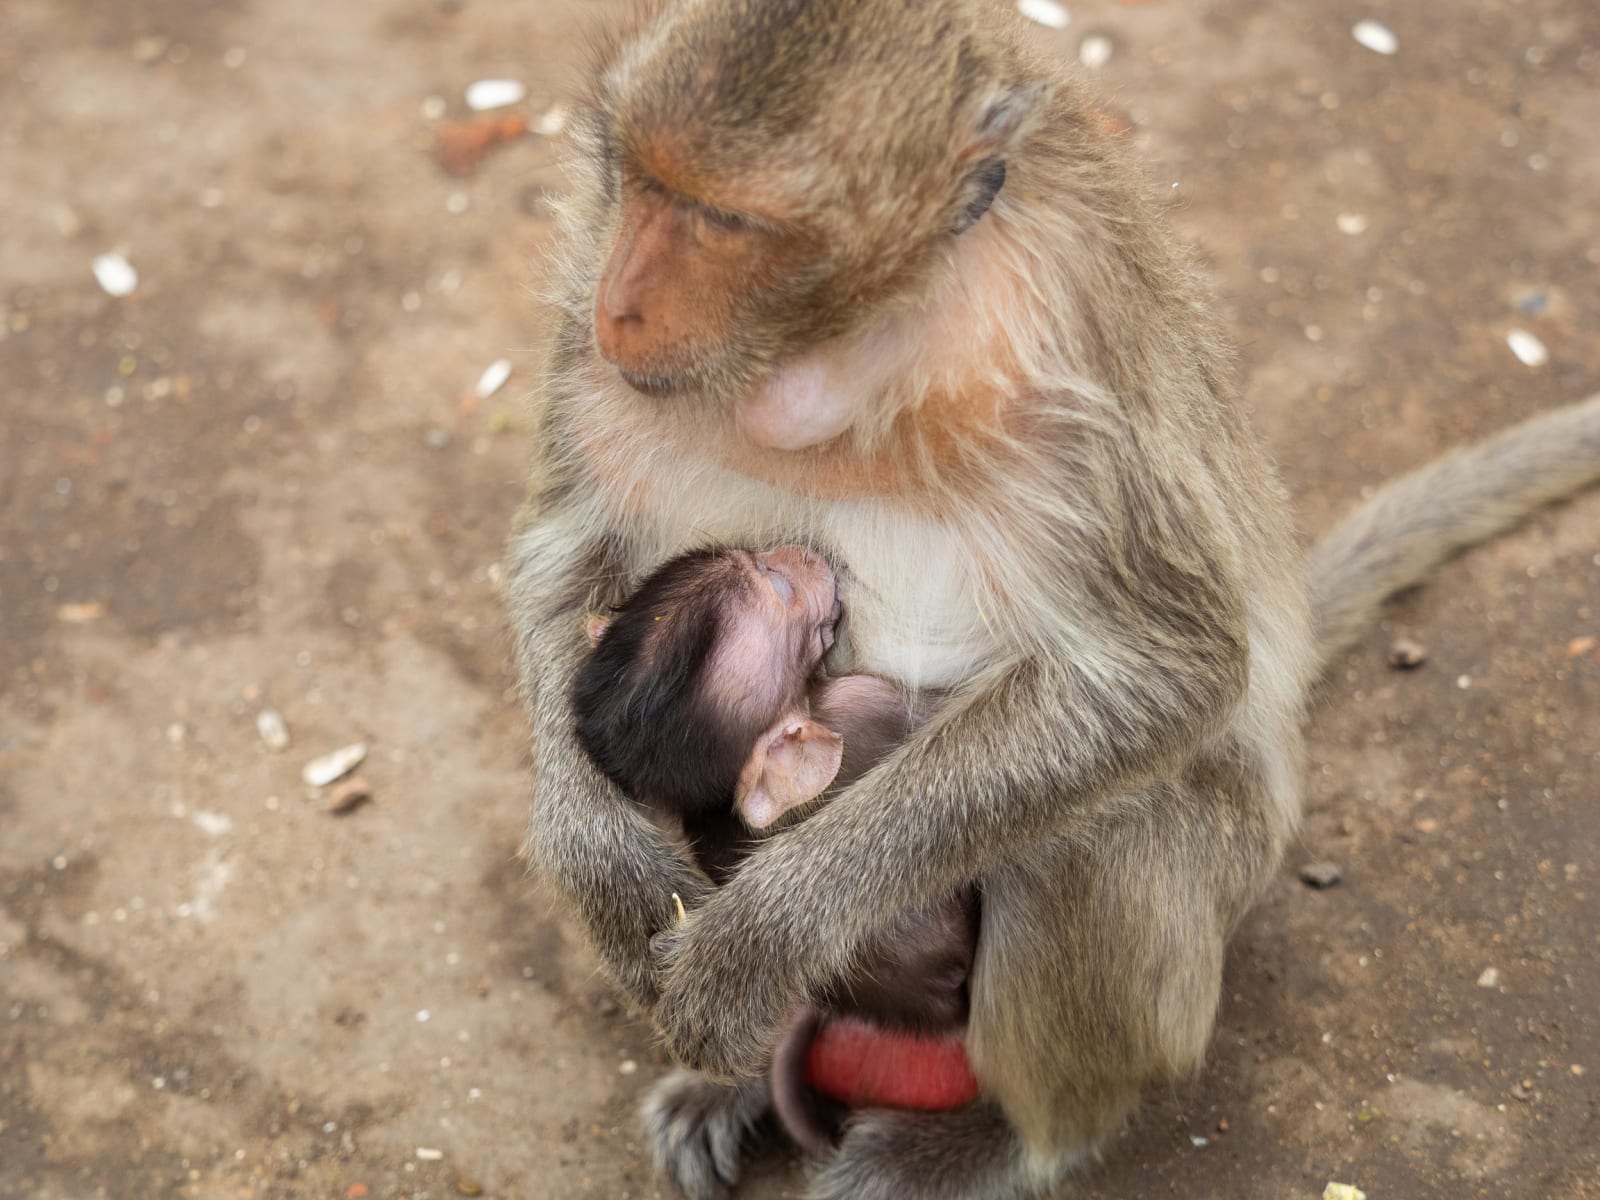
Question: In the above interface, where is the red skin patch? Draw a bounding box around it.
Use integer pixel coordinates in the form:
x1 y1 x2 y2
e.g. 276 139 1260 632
803 1015 980 1111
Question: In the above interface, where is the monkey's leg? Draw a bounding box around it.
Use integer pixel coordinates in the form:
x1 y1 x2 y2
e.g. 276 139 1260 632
642 1070 774 1200
811 767 1286 1200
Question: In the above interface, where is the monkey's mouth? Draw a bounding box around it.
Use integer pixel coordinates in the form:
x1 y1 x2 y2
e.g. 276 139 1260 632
614 365 690 397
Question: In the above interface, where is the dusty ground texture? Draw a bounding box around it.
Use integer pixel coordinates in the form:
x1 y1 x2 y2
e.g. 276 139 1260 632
2 0 1597 1197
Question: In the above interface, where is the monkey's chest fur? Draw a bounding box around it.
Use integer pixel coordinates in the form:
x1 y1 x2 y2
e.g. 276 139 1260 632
576 403 1002 692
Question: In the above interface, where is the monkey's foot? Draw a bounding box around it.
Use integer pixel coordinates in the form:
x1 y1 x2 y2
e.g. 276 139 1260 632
805 1102 1080 1200
641 1069 772 1200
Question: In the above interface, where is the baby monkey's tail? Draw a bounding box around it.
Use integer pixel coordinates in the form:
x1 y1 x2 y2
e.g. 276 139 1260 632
1308 391 1600 671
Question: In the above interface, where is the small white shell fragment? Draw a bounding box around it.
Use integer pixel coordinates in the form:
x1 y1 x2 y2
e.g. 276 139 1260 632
92 252 139 297
465 79 526 111
1352 19 1398 56
1018 0 1068 29
1506 328 1548 366
1323 1185 1367 1200
415 1147 444 1161
301 742 367 787
475 358 513 399
1336 212 1369 235
191 810 234 837
256 709 291 751
1477 966 1501 988
534 105 568 137
1078 34 1113 68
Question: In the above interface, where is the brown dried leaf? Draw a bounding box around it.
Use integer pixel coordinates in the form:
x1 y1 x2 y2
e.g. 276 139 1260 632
436 115 529 177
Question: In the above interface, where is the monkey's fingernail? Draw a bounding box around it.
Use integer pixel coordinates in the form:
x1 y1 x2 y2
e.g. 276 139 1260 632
671 891 687 923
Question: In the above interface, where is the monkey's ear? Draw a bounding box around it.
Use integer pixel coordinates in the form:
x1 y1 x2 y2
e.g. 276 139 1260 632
734 715 845 831
964 80 1051 161
952 81 1049 233
584 613 611 647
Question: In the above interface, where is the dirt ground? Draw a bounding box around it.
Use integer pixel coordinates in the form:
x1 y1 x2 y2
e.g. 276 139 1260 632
2 0 1597 1198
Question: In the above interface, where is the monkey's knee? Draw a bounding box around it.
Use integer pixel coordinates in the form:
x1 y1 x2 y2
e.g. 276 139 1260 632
641 1069 772 1200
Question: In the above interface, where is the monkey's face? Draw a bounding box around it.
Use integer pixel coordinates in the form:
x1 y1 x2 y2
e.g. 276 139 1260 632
592 161 829 402
708 546 842 726
586 0 1050 438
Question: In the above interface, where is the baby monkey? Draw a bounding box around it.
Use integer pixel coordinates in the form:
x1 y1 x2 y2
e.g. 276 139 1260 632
572 546 979 1153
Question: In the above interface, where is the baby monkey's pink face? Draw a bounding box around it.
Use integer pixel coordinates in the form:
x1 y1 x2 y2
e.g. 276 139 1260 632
710 545 842 725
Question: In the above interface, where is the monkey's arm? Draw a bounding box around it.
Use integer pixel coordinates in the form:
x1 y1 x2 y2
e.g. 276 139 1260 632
508 492 712 1010
654 503 1252 1076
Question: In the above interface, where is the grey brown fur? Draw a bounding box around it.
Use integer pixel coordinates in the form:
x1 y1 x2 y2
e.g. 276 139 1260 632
506 0 1600 1196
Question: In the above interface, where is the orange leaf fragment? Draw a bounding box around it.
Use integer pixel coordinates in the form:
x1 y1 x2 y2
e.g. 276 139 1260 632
436 115 529 177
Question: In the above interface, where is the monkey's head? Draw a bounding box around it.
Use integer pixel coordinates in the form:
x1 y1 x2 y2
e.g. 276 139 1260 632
585 0 1049 431
573 545 846 826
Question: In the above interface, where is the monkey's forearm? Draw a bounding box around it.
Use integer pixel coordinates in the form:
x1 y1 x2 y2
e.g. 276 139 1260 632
768 647 1243 956
509 508 711 1008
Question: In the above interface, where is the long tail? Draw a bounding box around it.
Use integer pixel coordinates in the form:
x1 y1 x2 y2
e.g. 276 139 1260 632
1308 391 1600 670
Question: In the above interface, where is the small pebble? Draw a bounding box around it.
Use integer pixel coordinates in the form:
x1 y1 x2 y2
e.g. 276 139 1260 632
1456 674 1472 690
1506 329 1548 366
57 601 105 623
256 709 290 751
1189 1134 1209 1148
1018 0 1069 29
1323 1185 1366 1200
1336 213 1369 236
416 1009 431 1022
92 252 139 297
326 776 373 816
1414 817 1439 833
465 79 526 111
1568 635 1596 657
1299 861 1342 889
302 743 367 787
1477 967 1500 988
476 359 513 399
1351 19 1397 55
1510 1081 1533 1101
618 1059 638 1075
534 105 568 137
455 1180 484 1198
1388 637 1426 669
416 1147 444 1161
52 205 82 238
1078 35 1113 68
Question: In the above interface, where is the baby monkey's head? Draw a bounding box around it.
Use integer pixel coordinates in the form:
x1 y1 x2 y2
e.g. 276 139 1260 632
573 545 842 821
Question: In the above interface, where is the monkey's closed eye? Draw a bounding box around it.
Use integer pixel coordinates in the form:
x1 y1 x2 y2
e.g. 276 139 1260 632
698 204 752 235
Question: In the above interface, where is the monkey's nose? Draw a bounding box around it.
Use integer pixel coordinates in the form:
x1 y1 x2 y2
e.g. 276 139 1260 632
594 295 646 364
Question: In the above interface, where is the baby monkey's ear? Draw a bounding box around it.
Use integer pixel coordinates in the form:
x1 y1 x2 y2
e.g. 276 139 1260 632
734 714 845 831
584 613 612 647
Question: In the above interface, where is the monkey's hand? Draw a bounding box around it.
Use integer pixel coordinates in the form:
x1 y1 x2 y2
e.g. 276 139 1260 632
651 895 801 1080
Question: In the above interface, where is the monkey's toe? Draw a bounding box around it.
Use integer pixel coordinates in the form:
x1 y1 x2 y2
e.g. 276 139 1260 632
641 1070 771 1200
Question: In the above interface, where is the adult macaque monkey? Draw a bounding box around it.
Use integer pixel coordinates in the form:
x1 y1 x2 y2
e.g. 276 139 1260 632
506 0 1600 1196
